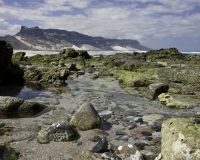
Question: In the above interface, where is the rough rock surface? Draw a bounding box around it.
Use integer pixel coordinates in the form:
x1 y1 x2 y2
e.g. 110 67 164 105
0 96 46 117
0 40 24 84
37 120 79 144
160 118 200 160
144 83 169 100
0 144 19 160
158 93 189 108
70 102 102 130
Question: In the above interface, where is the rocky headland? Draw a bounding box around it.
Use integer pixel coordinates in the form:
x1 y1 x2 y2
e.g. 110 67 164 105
0 43 200 160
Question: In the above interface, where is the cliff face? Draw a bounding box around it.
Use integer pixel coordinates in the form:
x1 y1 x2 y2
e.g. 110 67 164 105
14 26 149 51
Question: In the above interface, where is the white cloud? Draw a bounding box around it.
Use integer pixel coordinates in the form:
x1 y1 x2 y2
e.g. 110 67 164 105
0 0 200 50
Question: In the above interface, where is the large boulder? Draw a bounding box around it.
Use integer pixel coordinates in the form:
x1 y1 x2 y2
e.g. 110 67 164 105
159 118 200 160
70 102 102 130
37 120 79 144
158 93 189 109
0 40 13 68
0 40 24 84
144 83 169 100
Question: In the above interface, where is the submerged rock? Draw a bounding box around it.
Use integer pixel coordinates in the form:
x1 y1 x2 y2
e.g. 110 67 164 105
158 93 189 108
37 120 79 144
160 118 200 160
70 102 102 130
0 96 47 117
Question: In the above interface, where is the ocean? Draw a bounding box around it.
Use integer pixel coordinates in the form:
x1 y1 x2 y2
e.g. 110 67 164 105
13 50 200 57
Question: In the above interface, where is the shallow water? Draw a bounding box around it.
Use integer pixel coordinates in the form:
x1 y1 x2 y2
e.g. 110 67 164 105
5 73 199 119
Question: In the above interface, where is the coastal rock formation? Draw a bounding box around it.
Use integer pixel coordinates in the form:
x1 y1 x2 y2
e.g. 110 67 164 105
0 96 46 117
158 93 189 108
13 26 149 51
70 102 102 130
160 118 200 160
0 40 24 84
37 120 79 144
144 83 169 100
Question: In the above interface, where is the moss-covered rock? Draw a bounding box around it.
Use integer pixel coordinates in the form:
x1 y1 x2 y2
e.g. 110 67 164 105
12 52 26 62
158 93 189 109
70 102 102 130
37 120 78 144
160 118 200 160
0 144 19 160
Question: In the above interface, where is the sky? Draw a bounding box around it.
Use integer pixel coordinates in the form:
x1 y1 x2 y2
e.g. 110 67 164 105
0 0 200 51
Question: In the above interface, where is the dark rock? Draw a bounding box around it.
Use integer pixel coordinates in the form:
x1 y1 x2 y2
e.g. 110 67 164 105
115 131 126 135
91 137 114 153
144 82 169 100
0 40 24 84
141 131 152 136
0 144 19 160
37 120 79 144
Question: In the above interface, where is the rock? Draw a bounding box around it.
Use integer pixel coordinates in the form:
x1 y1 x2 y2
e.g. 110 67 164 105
90 73 99 79
197 112 200 119
0 40 24 84
144 83 169 100
18 101 46 115
37 120 78 144
26 123 41 132
160 118 200 160
60 48 78 58
0 122 5 128
129 124 153 138
70 102 102 130
158 93 189 108
12 52 26 62
101 152 122 160
91 137 114 153
0 144 19 160
129 150 144 160
43 115 70 125
11 131 37 141
117 143 138 156
0 40 13 68
0 96 24 112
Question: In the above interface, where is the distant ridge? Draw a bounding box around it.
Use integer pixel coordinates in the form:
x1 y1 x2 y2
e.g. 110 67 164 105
0 35 31 50
1 26 150 51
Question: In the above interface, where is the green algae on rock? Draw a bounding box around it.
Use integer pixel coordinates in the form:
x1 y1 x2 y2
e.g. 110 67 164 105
160 118 200 160
70 102 102 130
37 120 79 144
158 93 189 109
0 144 19 160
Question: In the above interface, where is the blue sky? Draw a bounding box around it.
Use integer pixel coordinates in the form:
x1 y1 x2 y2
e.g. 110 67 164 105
0 0 200 51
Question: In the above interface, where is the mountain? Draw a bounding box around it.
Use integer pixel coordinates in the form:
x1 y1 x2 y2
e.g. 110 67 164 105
0 35 31 50
2 26 150 51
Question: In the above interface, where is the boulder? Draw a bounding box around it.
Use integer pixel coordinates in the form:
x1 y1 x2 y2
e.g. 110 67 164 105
70 102 102 130
0 96 46 117
18 101 46 115
0 144 19 160
160 118 200 160
144 83 169 100
37 120 79 144
0 40 13 68
0 96 24 112
158 93 189 108
91 137 114 153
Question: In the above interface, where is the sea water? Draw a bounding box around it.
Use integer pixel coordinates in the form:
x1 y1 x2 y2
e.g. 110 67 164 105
14 50 200 57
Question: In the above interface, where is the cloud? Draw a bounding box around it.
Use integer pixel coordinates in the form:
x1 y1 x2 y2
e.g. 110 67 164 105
0 0 200 50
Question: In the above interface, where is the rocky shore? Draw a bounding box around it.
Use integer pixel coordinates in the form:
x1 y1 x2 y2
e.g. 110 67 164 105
0 41 200 160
